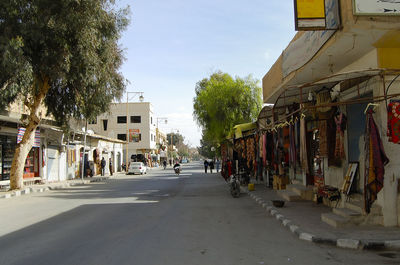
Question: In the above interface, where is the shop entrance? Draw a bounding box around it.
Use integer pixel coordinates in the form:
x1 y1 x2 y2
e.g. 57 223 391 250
0 135 16 181
347 100 370 193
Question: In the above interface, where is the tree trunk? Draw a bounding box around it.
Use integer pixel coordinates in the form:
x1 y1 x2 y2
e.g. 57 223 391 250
10 77 49 190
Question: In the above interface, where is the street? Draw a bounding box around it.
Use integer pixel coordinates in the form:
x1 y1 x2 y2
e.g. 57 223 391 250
0 162 398 265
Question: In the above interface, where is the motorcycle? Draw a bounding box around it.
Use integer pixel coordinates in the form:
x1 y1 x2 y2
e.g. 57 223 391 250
229 174 240 198
174 165 181 175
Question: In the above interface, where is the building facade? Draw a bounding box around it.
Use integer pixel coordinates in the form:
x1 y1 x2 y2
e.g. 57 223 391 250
86 102 157 166
0 101 124 187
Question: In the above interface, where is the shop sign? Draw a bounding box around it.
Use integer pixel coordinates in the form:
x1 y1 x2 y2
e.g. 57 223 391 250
294 0 326 30
353 0 400 16
294 0 340 31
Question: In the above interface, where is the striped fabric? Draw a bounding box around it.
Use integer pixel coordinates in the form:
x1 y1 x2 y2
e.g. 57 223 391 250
34 129 40 147
17 127 41 147
17 127 26 143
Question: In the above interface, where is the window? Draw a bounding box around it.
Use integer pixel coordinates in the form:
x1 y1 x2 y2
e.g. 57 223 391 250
130 116 141 123
151 117 153 125
117 134 127 141
117 116 127 124
102 120 108 131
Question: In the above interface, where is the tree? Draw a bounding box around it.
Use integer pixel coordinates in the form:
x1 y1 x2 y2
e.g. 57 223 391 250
193 71 262 148
167 132 189 158
0 0 129 190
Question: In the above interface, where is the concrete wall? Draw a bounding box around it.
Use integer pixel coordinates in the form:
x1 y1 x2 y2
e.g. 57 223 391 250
375 77 400 226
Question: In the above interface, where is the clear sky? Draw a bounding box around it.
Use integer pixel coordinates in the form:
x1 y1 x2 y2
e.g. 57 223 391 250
116 0 296 147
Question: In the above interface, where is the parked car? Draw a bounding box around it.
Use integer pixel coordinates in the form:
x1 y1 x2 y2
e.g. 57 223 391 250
127 162 147 175
181 159 188 163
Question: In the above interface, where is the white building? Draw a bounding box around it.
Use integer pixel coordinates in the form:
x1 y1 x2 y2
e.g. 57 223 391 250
87 102 157 166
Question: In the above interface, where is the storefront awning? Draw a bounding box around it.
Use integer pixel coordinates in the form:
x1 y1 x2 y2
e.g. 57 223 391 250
228 122 257 139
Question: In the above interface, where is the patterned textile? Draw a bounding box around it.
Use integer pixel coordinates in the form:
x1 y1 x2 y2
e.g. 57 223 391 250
388 101 400 144
300 118 309 174
262 134 267 167
319 120 328 157
334 113 346 159
365 110 389 213
17 127 41 148
289 124 296 165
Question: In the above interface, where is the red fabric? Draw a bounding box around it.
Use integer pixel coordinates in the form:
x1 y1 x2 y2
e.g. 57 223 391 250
227 161 232 176
388 102 400 144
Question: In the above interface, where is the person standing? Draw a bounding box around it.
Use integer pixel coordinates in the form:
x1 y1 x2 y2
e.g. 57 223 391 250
204 159 209 173
109 158 113 176
101 157 106 176
216 159 220 173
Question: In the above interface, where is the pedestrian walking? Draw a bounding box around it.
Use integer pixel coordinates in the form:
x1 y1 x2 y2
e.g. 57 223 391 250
216 159 220 173
101 157 106 176
204 159 209 173
209 160 214 173
109 158 113 176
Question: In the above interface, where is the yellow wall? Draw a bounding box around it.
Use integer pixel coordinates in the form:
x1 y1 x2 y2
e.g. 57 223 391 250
375 30 400 69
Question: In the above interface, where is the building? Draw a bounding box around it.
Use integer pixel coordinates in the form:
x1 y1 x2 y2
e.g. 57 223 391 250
258 0 400 226
156 128 169 164
86 102 157 166
0 101 124 187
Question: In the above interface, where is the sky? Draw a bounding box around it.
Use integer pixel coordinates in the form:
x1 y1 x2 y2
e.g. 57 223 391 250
116 0 296 147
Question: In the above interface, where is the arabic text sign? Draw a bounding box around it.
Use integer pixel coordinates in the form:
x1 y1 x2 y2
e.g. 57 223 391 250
353 0 400 15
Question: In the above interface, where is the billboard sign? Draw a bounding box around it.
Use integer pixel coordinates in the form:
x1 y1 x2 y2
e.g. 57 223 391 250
294 0 326 30
353 0 400 15
129 129 141 143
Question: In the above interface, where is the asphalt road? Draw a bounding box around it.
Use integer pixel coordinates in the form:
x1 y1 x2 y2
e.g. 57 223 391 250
0 162 398 265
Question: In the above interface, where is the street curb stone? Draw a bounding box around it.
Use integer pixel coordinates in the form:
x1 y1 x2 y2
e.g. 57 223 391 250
337 239 360 249
299 233 314 242
384 240 400 250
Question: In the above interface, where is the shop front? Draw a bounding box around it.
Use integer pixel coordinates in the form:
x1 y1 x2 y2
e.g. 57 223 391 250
260 1 400 226
0 135 17 181
225 123 260 184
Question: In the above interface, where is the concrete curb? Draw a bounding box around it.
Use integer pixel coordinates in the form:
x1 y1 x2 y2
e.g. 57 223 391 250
244 189 400 251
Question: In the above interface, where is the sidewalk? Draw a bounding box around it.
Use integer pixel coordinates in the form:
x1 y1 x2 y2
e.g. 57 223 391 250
0 173 121 200
244 184 400 251
0 164 167 199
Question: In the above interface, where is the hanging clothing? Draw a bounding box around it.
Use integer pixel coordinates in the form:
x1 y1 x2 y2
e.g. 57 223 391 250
300 118 309 174
319 120 328 157
364 110 389 213
334 113 346 159
387 101 400 144
289 123 296 166
262 133 267 167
